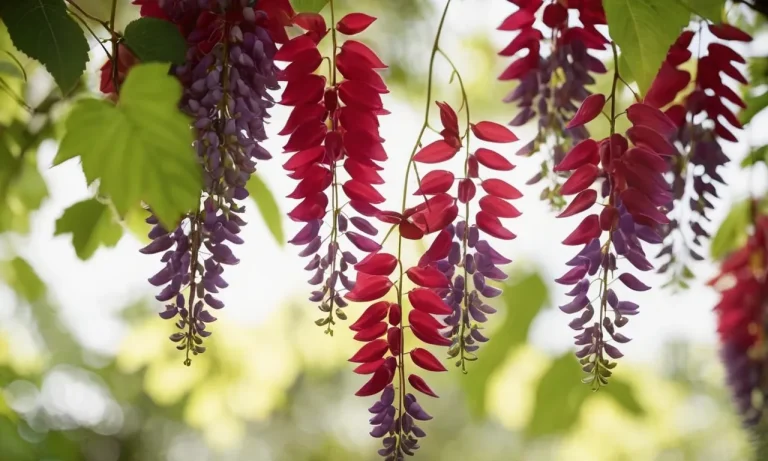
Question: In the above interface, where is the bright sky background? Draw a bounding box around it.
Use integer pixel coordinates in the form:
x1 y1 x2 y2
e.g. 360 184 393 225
3 0 768 372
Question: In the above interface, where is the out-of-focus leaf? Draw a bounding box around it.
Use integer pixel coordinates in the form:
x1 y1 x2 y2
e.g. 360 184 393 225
1 257 45 303
741 144 768 167
123 17 186 64
525 354 587 438
676 0 724 22
604 0 689 95
603 377 646 416
0 139 49 234
292 0 328 13
711 199 752 260
0 0 89 92
247 174 285 247
460 271 548 419
55 63 201 229
0 59 23 80
54 198 124 260
741 90 768 125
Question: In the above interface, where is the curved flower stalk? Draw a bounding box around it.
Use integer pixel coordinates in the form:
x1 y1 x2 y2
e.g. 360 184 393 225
499 0 607 209
342 0 521 456
709 210 768 426
647 23 752 289
555 43 676 387
277 2 390 334
131 0 294 364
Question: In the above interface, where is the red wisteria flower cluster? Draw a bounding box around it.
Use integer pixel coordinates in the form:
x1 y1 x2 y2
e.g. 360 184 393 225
709 211 768 425
278 8 389 333
499 0 607 209
649 23 752 287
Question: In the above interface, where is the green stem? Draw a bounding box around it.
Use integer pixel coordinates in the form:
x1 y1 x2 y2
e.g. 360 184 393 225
325 0 340 333
109 0 119 94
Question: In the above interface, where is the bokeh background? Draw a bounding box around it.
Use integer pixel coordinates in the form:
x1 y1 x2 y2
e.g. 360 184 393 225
1 0 768 460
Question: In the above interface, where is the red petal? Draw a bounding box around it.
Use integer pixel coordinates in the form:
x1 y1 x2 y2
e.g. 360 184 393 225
337 63 388 93
644 63 690 109
499 54 538 80
353 322 388 341
355 252 398 276
279 103 325 136
277 47 322 81
479 196 521 218
457 178 476 204
355 365 393 396
408 288 453 314
287 164 332 198
626 125 677 156
553 139 599 172
410 319 452 346
498 9 535 31
475 148 515 171
562 214 600 246
339 40 388 68
708 23 752 42
349 339 389 363
409 374 439 398
283 146 325 171
406 266 450 288
293 12 327 36
345 158 385 184
410 348 447 372
353 359 385 375
350 301 390 331
476 211 516 240
336 12 377 35
350 200 380 218
345 274 392 302
543 3 567 27
414 170 454 195
560 164 598 195
621 188 670 224
470 121 518 143
343 179 385 204
418 229 453 266
344 130 387 162
375 210 403 225
436 101 459 136
387 327 402 355
339 80 383 111
499 27 543 56
288 192 328 222
626 103 677 138
283 120 327 153
557 189 597 218
413 140 459 163
409 309 445 331
481 179 522 199
274 34 316 62
399 220 425 240
599 205 618 231
566 94 605 129
389 304 401 326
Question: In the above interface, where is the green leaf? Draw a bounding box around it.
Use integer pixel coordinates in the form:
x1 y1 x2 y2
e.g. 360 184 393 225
123 17 187 65
676 0 725 22
291 0 329 13
741 144 768 167
460 271 548 418
246 174 284 246
602 377 646 416
0 60 23 80
1 257 45 303
54 198 124 260
604 0 690 95
0 0 89 92
526 354 587 438
710 199 752 260
55 63 201 229
741 90 768 125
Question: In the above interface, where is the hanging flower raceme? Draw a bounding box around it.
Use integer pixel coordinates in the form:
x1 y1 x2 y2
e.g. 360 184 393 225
555 85 676 385
131 0 294 364
277 8 389 333
499 0 607 209
709 212 768 425
647 24 752 287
